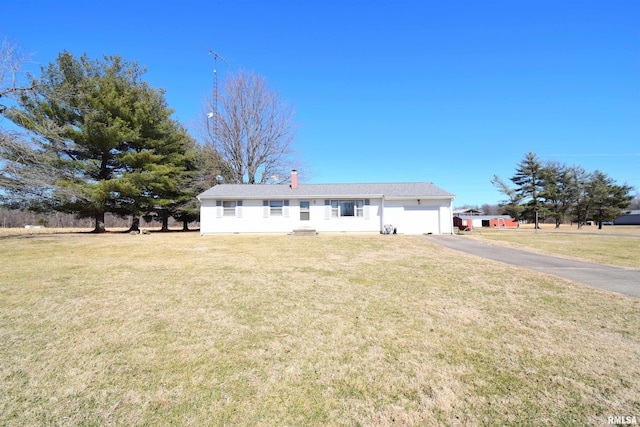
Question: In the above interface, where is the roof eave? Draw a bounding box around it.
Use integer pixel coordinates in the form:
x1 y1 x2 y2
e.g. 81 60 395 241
384 195 456 201
198 193 387 200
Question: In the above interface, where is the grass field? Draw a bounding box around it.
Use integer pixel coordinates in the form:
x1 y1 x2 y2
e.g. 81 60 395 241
462 224 640 269
1 230 639 426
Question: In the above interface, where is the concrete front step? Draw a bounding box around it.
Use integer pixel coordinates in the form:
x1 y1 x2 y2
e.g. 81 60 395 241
292 229 317 236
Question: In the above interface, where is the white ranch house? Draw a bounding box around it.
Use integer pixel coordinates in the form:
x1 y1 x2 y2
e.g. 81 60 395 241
197 171 455 235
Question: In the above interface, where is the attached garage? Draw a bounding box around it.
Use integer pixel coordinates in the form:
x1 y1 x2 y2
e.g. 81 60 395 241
402 207 440 234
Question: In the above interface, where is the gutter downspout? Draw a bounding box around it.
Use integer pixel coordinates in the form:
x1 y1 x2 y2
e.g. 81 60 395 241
449 198 455 234
381 196 385 233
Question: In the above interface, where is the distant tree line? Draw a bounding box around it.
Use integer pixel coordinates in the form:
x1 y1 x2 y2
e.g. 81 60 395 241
1 40 298 232
492 152 635 229
0 207 197 229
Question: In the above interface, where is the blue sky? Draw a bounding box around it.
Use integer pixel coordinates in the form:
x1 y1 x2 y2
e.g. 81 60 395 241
4 0 639 207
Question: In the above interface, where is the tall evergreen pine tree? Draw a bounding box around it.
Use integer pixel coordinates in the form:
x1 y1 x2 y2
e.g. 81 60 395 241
7 52 192 232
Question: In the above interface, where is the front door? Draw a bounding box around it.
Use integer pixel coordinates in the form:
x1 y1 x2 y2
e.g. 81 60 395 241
300 201 310 221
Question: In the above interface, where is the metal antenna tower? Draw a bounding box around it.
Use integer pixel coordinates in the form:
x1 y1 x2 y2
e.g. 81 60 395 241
204 47 228 143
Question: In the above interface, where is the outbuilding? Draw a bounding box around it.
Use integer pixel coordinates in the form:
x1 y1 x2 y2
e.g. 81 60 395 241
453 214 518 230
197 171 455 235
614 210 640 225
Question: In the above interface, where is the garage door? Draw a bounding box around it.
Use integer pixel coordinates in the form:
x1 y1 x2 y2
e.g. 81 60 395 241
402 207 439 234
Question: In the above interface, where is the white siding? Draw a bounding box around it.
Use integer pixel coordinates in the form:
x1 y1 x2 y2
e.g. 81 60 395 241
200 197 453 235
200 199 383 234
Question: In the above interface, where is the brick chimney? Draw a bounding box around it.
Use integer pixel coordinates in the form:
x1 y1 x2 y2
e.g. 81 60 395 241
290 169 298 189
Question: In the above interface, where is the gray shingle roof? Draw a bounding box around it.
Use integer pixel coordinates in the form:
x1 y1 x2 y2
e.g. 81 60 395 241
198 182 455 200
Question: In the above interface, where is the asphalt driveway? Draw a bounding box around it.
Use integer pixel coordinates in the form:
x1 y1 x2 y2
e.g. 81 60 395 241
426 235 640 299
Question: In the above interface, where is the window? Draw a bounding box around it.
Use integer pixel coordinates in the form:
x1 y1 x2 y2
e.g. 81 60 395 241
223 201 237 216
329 200 367 217
270 200 283 216
300 201 310 220
217 200 242 218
263 200 289 217
330 201 339 218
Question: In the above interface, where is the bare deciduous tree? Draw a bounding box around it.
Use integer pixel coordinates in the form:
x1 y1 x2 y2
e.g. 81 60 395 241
206 70 298 184
0 37 33 110
0 38 54 209
0 131 57 205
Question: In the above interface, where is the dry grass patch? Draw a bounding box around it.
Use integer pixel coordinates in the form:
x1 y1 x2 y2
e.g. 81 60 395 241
465 226 640 269
0 227 96 236
1 232 639 425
